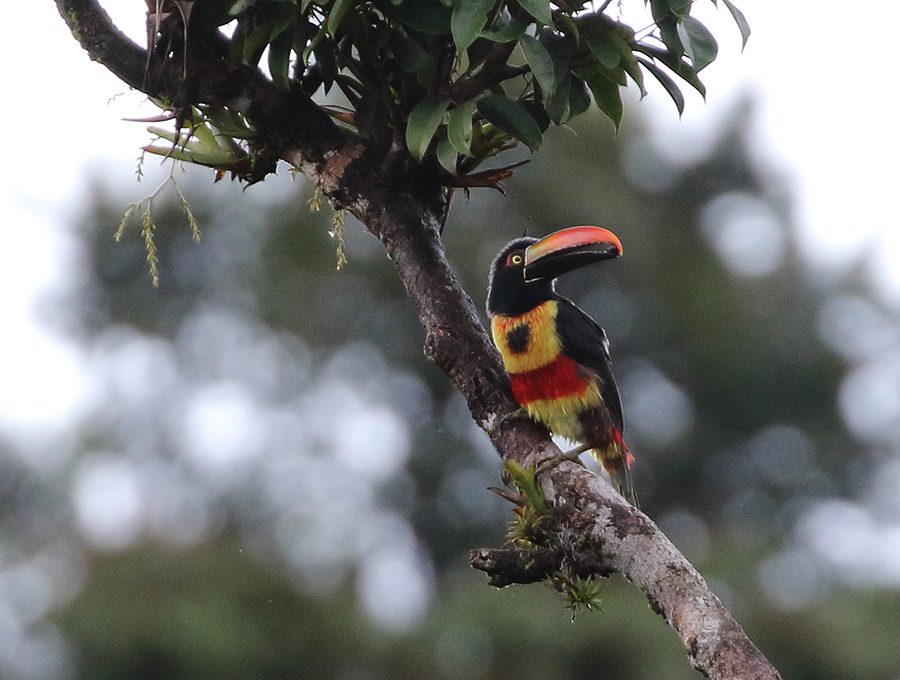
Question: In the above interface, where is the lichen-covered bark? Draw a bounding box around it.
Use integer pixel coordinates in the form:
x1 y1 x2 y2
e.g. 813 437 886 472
53 3 783 678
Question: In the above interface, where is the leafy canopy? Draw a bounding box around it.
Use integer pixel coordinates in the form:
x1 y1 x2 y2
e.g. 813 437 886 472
145 0 749 184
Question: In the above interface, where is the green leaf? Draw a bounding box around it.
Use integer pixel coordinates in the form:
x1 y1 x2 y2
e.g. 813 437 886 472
521 99 550 132
192 120 221 152
636 55 684 115
385 0 452 34
335 74 364 104
538 29 573 82
202 107 253 139
230 0 257 16
468 119 507 162
546 71 571 124
436 132 459 174
269 7 296 40
593 61 626 87
722 0 751 50
552 13 579 44
568 74 591 119
634 43 706 97
621 53 646 97
658 18 684 60
327 0 354 35
678 16 717 71
579 64 623 129
451 0 494 56
448 101 477 156
579 15 620 70
477 94 543 151
389 25 432 73
481 15 528 42
519 34 557 104
406 96 451 161
267 28 293 88
503 460 549 516
516 0 552 25
602 26 645 95
649 0 691 21
242 19 277 65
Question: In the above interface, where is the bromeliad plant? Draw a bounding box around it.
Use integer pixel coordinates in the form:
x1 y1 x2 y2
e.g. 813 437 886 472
141 0 749 187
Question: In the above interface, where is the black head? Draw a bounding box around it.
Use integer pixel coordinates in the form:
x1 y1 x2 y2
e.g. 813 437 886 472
487 227 623 317
487 237 553 317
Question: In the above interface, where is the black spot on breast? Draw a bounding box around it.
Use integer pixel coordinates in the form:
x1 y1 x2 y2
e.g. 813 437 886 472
506 324 530 354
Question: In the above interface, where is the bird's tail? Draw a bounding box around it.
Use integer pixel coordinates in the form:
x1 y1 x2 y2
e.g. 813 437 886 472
596 444 639 508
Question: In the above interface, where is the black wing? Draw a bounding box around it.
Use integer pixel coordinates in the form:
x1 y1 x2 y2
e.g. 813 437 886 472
555 297 625 433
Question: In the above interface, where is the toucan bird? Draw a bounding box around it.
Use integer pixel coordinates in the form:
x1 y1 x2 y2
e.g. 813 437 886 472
487 226 637 506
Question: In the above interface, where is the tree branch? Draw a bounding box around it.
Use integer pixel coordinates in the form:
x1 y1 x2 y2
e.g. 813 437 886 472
54 3 784 678
56 0 347 180
56 0 149 90
447 41 524 103
472 463 782 679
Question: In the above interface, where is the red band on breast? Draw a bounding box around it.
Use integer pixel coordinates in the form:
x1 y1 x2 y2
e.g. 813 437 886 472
510 355 592 404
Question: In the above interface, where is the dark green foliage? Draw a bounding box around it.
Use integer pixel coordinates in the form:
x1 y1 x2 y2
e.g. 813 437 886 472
146 0 748 181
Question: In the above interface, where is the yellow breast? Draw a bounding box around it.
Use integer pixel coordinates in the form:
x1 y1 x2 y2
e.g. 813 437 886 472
490 300 561 374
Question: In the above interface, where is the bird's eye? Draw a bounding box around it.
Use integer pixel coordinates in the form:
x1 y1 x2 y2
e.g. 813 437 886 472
510 254 523 265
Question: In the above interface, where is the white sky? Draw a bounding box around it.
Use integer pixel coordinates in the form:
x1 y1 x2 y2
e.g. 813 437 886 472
2 0 898 441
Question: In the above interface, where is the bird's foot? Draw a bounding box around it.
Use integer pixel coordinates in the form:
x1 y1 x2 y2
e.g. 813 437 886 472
497 407 530 428
536 443 591 475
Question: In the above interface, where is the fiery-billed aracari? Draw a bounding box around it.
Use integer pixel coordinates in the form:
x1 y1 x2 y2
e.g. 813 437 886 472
487 226 638 506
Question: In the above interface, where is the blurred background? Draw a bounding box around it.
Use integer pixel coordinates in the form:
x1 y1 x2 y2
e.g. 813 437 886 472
3 1 900 679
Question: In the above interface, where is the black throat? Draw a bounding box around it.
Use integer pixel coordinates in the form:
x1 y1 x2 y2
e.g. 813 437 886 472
487 269 555 317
